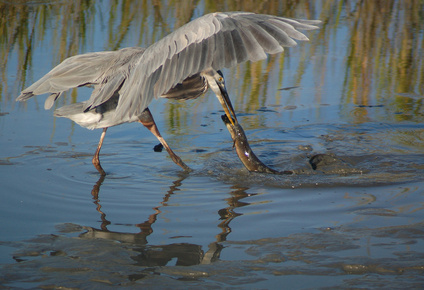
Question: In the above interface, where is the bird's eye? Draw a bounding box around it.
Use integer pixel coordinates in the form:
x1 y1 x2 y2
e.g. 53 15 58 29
218 77 223 82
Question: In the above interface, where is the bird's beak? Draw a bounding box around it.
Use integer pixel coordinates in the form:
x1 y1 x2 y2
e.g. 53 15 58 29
216 82 238 126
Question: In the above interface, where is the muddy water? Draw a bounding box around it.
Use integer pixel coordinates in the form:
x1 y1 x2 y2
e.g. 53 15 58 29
1 1 424 289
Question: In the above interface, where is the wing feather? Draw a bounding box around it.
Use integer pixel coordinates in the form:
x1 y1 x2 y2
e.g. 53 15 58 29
237 27 267 62
223 31 237 68
17 51 112 102
257 21 297 47
211 31 226 69
230 29 248 63
83 74 125 111
247 22 283 54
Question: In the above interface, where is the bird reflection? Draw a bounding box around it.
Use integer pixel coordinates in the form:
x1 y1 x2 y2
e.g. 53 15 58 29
87 172 189 245
84 172 254 270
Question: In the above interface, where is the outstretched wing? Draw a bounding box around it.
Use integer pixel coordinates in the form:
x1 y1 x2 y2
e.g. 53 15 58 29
16 47 145 110
116 12 320 121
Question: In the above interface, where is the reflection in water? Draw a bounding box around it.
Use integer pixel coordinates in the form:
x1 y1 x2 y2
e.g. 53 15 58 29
88 174 190 245
90 174 109 231
85 173 253 268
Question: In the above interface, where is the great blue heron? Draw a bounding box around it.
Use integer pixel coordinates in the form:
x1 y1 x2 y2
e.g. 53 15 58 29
17 12 320 175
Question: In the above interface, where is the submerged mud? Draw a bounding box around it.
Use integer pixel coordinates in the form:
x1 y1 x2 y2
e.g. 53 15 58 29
1 222 423 289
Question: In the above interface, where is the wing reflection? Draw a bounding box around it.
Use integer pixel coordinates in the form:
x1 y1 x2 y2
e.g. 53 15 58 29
82 174 253 267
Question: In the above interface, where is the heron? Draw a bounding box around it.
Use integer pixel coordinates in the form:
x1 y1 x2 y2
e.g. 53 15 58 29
17 12 320 175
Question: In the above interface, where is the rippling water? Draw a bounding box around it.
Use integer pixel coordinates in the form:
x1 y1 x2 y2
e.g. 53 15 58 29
1 0 423 288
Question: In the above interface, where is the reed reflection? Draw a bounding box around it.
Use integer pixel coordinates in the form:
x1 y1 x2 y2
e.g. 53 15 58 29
85 173 255 267
338 0 424 123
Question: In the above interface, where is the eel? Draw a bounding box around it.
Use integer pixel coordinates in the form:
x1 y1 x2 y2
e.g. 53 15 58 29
221 115 293 175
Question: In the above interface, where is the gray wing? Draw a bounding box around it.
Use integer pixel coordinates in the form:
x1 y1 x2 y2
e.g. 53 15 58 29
116 12 320 121
16 47 145 110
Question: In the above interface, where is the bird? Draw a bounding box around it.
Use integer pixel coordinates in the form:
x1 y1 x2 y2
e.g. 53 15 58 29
16 12 320 175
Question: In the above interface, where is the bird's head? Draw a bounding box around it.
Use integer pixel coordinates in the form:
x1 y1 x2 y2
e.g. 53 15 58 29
202 69 238 126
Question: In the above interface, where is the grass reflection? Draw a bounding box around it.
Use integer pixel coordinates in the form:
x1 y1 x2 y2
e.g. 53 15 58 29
339 0 424 122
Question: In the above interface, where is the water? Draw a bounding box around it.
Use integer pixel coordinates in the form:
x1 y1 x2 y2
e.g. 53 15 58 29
1 1 424 288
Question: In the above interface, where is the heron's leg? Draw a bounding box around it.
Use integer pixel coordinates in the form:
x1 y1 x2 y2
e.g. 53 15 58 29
92 127 107 176
138 108 191 172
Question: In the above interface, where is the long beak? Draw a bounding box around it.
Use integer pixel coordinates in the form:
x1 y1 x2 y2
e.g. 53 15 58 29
216 83 238 126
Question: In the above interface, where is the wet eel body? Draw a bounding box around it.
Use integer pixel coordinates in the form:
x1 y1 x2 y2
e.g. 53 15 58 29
221 115 293 175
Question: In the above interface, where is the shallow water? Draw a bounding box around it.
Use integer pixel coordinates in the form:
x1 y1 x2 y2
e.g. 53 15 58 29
1 1 424 289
